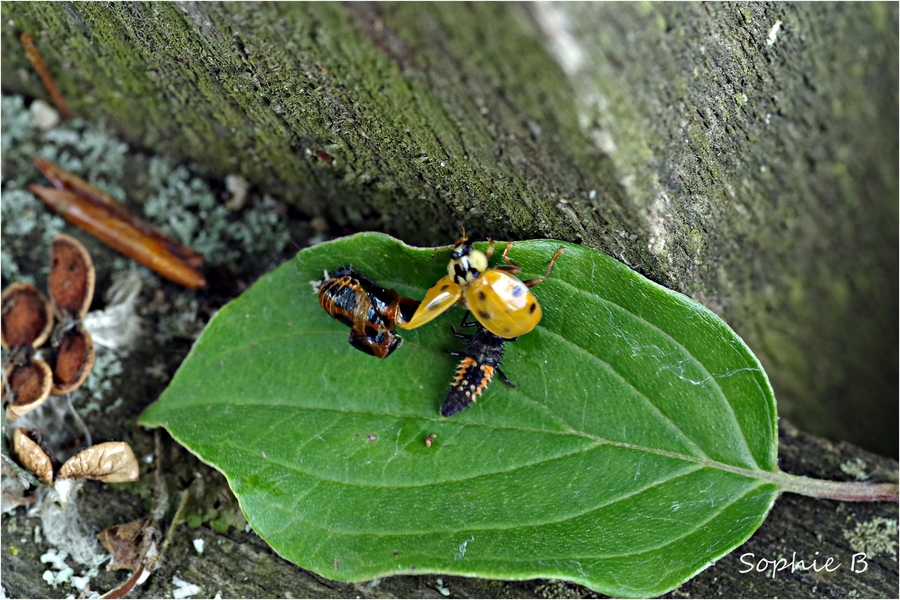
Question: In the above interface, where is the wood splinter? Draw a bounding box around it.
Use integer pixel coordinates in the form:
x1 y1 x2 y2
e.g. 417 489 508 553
20 32 72 120
30 157 207 289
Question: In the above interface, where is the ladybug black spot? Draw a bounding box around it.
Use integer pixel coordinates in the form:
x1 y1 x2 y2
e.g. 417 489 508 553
477 310 492 320
478 290 487 301
529 302 537 314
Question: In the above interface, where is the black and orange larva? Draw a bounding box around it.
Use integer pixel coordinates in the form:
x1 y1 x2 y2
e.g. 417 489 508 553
440 315 516 417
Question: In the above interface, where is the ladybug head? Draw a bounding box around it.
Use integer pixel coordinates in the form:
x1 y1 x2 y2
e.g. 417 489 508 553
448 236 488 285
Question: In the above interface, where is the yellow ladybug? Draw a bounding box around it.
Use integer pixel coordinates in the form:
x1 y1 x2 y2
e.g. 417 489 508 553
398 236 564 338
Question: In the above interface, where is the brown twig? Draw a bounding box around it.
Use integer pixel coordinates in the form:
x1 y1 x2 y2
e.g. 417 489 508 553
30 185 207 289
32 157 205 270
20 32 73 119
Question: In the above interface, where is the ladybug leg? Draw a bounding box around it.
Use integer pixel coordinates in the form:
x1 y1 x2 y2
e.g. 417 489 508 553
522 246 565 288
496 367 516 388
448 326 472 340
492 264 522 275
497 240 523 276
459 311 478 328
484 237 496 260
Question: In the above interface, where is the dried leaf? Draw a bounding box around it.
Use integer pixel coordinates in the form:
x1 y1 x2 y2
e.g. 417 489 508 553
31 157 204 268
12 428 56 484
58 441 140 483
32 185 207 290
97 517 157 572
20 33 72 119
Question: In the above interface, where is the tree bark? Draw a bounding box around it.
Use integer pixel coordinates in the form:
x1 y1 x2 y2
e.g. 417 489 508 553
1 2 896 455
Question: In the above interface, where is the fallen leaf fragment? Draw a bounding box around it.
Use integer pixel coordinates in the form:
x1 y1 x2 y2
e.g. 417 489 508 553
97 517 160 599
30 185 207 289
100 566 151 600
12 428 57 485
98 517 158 572
20 33 72 119
58 441 140 483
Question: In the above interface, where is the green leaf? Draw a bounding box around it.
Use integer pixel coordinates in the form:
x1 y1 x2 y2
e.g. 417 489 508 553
140 232 779 597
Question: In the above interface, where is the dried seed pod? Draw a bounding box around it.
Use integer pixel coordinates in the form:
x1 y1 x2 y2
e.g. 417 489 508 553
1 283 53 349
58 441 140 483
48 234 95 320
12 428 57 484
4 359 53 421
51 326 95 395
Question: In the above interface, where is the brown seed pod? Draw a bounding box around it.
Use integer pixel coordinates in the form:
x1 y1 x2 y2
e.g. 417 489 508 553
1 283 53 349
12 428 57 484
51 326 95 395
4 359 53 421
48 234 95 320
58 441 140 483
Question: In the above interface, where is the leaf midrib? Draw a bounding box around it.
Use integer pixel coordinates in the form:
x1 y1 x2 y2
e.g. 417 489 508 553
550 275 765 468
220 428 770 550
161 401 780 486
189 317 757 471
206 261 768 472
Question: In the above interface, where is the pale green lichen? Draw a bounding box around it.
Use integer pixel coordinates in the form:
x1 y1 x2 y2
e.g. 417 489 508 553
839 457 869 481
534 580 597 599
80 346 124 406
843 517 898 561
142 155 290 273
2 91 293 355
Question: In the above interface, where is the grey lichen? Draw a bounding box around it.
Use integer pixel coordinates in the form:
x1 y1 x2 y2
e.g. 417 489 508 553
143 156 291 273
840 458 870 481
843 517 898 562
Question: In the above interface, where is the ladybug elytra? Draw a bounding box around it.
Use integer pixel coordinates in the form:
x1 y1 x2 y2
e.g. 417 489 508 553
398 236 564 338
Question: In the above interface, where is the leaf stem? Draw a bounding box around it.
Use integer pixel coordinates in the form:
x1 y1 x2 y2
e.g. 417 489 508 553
775 471 898 502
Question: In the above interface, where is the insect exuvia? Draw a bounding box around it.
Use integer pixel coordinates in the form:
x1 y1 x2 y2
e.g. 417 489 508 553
398 236 564 338
441 315 516 417
312 266 419 359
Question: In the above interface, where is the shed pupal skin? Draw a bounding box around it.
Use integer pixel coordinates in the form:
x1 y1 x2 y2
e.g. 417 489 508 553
313 266 419 360
440 317 516 417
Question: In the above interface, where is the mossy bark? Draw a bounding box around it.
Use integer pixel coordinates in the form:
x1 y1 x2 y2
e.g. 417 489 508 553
0 0 895 494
